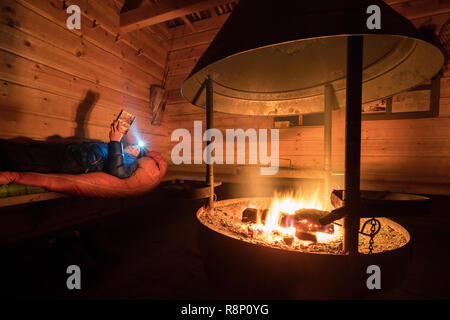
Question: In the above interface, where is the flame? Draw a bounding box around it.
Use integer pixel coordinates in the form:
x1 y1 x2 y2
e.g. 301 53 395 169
246 190 342 246
264 189 322 232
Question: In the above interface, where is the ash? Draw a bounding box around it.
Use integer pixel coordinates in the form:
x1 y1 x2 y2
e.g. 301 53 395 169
198 198 408 255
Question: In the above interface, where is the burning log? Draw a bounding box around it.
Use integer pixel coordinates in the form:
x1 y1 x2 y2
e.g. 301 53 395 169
279 209 334 234
261 209 268 224
242 207 334 244
242 208 268 224
242 208 257 223
295 231 317 242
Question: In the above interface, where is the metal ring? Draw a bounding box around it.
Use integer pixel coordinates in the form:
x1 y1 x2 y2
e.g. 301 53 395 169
360 218 381 237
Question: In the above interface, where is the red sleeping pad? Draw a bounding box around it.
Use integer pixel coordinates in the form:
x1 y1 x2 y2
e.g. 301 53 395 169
0 151 167 198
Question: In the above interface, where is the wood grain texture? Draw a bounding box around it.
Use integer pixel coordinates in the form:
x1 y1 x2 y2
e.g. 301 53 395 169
0 0 170 154
162 0 450 193
120 0 234 33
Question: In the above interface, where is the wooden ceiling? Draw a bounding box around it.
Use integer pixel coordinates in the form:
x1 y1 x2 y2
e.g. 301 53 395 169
117 0 450 47
120 0 239 34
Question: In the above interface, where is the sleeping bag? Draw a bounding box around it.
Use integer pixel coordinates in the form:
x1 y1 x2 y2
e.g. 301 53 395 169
0 151 167 198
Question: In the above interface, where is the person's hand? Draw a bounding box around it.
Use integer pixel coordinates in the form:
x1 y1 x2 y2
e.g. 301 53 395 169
109 120 123 142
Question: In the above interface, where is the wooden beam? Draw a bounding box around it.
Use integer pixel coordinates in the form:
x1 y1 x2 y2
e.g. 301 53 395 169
209 6 222 27
181 16 196 32
120 0 235 33
389 0 450 20
170 12 231 38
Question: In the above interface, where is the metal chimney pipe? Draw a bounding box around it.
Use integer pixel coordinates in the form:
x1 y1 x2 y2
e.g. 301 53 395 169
323 84 333 208
343 36 363 256
205 77 215 209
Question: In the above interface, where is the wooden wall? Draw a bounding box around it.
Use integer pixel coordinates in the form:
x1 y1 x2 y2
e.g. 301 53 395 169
1 0 449 194
164 0 450 194
0 0 170 158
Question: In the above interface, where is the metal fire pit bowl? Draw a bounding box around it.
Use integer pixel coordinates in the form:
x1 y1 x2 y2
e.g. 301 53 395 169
197 198 412 299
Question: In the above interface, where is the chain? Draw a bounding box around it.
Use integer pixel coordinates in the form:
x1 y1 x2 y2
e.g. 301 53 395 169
360 217 381 255
368 218 378 254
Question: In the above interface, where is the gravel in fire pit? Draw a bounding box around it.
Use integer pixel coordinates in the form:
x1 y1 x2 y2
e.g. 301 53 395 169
198 198 409 255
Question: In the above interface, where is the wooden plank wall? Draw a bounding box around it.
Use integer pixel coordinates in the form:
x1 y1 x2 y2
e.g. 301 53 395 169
164 0 450 194
0 0 171 158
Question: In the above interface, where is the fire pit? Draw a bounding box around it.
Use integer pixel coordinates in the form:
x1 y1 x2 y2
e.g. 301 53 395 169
197 193 411 299
180 0 442 300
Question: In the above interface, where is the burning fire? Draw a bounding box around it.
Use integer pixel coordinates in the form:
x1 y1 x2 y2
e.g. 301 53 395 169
242 190 342 246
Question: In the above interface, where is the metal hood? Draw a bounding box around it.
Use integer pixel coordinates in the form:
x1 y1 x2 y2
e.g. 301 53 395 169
181 0 444 116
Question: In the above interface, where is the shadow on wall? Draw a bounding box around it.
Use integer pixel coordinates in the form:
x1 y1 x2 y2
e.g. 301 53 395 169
73 90 99 140
7 90 100 144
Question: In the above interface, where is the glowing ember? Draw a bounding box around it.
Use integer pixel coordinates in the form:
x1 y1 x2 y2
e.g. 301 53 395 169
243 190 342 246
199 197 409 255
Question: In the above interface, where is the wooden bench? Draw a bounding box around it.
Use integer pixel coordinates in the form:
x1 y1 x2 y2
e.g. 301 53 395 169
0 192 68 208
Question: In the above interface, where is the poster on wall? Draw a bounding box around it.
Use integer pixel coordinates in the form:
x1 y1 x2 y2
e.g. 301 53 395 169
362 99 388 114
391 90 431 113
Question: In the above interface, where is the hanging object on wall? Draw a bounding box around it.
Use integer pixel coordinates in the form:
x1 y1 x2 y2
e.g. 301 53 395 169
150 84 168 126
150 36 173 126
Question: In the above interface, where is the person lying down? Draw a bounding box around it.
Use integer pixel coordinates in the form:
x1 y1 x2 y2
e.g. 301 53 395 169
0 120 145 179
